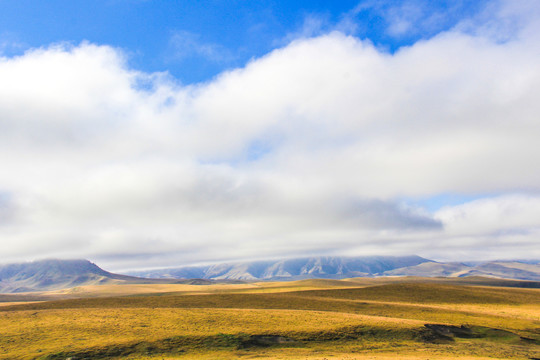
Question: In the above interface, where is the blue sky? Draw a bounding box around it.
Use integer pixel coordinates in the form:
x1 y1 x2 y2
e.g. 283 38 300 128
1 0 487 83
0 0 539 269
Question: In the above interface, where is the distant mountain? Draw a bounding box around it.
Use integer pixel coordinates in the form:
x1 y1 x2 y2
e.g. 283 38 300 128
3 257 539 294
459 261 540 281
0 259 219 293
383 262 473 277
0 259 126 293
383 261 540 281
128 255 432 281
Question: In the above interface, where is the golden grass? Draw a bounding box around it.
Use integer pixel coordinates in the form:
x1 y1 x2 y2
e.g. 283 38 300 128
0 279 356 301
0 279 538 359
0 308 421 359
45 282 259 297
0 301 41 307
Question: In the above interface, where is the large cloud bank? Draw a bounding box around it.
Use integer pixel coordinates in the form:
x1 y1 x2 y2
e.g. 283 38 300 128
1 1 539 270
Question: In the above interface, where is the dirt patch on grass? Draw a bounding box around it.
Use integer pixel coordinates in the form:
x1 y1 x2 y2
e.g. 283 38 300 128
421 323 532 344
240 335 298 347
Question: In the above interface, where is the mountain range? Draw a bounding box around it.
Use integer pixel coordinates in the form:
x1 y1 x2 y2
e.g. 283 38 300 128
128 255 430 280
128 256 540 282
1 256 539 293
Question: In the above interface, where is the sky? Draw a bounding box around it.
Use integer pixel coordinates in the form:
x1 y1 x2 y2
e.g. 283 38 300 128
0 0 539 271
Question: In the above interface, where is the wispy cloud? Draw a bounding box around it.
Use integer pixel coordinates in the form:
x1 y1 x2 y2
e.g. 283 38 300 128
276 14 332 45
0 32 27 56
168 30 234 63
349 0 488 39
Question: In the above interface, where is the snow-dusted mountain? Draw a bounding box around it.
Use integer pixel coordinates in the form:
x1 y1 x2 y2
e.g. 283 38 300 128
128 255 432 280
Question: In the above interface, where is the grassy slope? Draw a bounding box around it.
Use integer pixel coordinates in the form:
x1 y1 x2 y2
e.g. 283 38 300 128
0 279 538 359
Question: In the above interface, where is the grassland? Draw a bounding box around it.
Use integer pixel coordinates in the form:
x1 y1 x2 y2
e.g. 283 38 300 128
0 278 538 359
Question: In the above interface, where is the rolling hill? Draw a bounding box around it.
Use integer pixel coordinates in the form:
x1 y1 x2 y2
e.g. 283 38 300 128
1 280 539 359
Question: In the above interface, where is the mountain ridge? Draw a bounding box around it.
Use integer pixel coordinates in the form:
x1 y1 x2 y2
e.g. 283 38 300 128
0 259 227 293
128 256 540 282
2 256 540 294
128 255 433 280
0 259 127 293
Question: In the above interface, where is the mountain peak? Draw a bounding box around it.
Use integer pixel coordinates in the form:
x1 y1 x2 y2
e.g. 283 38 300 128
0 259 115 293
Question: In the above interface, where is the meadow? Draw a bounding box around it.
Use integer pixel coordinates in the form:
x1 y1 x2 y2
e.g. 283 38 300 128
0 278 538 359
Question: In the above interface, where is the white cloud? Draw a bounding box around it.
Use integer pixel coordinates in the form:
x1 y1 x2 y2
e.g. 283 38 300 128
0 1 539 269
436 195 540 236
426 194 540 261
